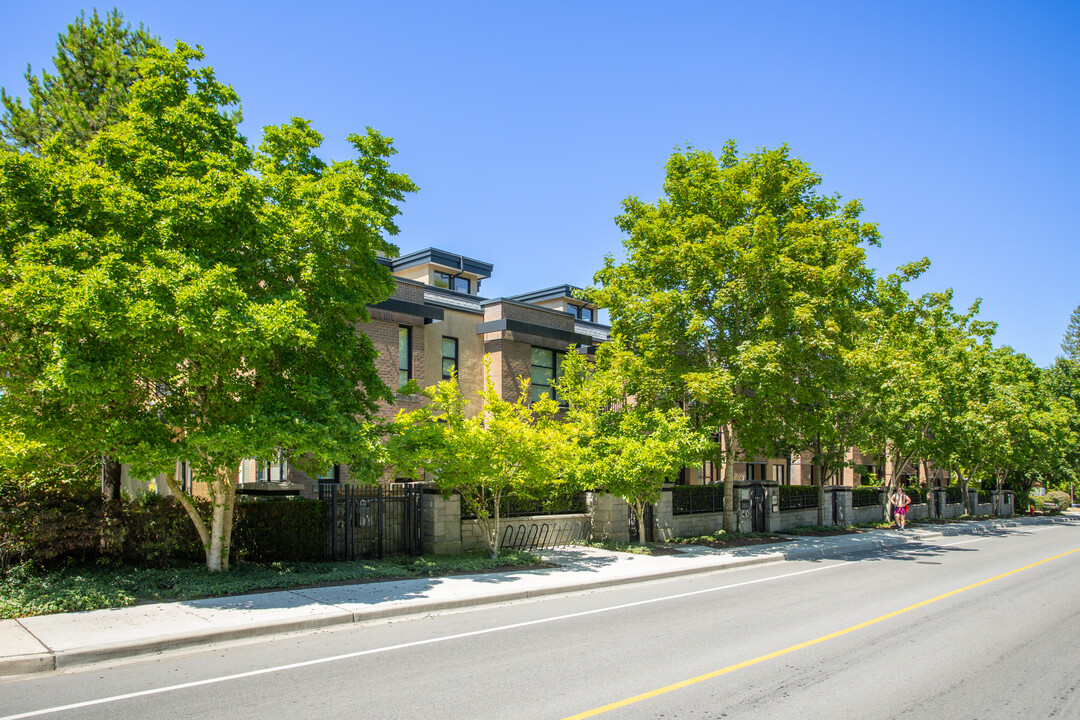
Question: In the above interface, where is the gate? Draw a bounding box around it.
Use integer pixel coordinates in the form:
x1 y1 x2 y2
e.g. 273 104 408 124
749 484 767 532
628 503 654 543
319 483 422 560
831 489 846 526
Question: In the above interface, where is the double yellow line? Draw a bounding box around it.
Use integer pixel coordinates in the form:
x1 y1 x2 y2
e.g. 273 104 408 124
563 547 1080 719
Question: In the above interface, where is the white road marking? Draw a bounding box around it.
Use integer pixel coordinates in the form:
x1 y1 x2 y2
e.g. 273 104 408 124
1 562 854 719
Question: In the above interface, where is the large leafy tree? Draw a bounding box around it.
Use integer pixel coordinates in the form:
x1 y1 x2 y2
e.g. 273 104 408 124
2 9 161 496
1 9 159 152
389 360 572 558
0 43 417 571
558 342 706 544
589 142 881 531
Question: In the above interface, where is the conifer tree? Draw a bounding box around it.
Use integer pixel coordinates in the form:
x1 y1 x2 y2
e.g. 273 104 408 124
1 9 158 152
1062 305 1080 361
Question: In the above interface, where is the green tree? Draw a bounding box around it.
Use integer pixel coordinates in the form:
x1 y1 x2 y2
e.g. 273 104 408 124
2 9 161 497
589 142 881 531
0 43 417 571
1 9 159 152
558 343 705 544
981 348 1075 513
1044 357 1080 488
1062 305 1080 361
389 359 572 558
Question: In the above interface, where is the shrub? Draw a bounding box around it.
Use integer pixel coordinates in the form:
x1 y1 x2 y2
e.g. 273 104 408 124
1 476 329 568
232 499 327 562
1041 491 1071 514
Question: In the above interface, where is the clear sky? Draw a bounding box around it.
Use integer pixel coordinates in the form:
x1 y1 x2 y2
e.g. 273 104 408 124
3 1 1078 366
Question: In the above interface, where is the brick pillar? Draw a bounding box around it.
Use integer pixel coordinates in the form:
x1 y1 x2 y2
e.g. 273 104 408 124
587 491 630 543
422 487 462 555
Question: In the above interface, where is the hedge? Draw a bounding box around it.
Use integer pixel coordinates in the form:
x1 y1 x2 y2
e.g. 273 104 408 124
1 481 329 570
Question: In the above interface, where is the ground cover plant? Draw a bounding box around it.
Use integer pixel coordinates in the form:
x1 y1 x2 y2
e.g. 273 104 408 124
666 530 793 549
0 550 545 619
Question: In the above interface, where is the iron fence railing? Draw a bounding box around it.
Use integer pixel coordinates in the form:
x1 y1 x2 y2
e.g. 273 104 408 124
852 488 882 508
778 485 819 510
460 491 588 520
945 486 964 504
318 483 422 560
671 484 725 515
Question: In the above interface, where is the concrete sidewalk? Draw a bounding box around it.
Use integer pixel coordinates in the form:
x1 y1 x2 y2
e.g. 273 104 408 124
2 516 1075 678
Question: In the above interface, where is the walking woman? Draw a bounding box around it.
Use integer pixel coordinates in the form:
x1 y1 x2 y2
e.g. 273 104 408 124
892 487 912 530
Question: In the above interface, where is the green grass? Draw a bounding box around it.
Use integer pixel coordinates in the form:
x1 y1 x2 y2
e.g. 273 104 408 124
0 550 545 620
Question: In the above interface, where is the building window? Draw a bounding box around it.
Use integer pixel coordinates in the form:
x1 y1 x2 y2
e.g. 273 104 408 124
434 271 469 294
747 463 767 481
398 326 411 387
571 304 594 322
317 465 340 483
530 347 563 403
774 464 787 485
442 336 458 380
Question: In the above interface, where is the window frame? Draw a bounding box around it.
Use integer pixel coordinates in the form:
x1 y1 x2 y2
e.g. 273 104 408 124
398 325 412 388
529 346 564 403
434 271 469 294
441 336 459 380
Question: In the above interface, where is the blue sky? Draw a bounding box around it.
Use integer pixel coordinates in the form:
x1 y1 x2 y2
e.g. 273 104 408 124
4 1 1078 366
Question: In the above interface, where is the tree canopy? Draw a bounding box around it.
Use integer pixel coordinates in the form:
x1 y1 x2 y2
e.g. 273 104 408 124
0 42 417 570
588 141 881 530
389 361 572 558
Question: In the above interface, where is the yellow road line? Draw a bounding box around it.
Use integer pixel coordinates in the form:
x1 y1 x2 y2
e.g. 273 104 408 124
562 547 1080 720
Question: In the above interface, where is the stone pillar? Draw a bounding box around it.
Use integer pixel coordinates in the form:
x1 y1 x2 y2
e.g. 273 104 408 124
968 489 979 516
654 486 675 542
935 488 948 519
422 487 462 555
587 491 630 543
993 491 1013 516
825 486 853 527
763 482 780 532
733 483 752 533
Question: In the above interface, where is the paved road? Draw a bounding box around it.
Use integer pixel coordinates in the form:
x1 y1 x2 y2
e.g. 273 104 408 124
3 523 1079 719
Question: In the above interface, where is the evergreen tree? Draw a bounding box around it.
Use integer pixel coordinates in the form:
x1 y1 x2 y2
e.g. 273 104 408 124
1062 305 1080 361
1 9 158 152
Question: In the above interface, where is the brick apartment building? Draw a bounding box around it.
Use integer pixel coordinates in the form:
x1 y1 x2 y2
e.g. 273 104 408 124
118 246 945 496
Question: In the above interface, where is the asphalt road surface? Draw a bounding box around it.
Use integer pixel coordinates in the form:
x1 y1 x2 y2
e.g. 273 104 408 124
3 524 1079 719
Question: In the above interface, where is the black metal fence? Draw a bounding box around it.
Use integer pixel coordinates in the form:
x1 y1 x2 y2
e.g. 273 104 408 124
778 485 819 510
318 483 422 560
945 486 964 504
671 484 725 515
852 488 881 508
460 491 588 520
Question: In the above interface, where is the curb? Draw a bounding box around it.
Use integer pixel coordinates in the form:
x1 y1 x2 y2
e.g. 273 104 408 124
2 515 1073 678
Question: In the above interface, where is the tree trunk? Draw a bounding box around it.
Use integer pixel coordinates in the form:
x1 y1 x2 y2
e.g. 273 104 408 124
102 455 122 501
816 463 827 527
721 428 735 533
491 500 501 559
635 499 647 546
205 468 238 572
163 471 211 559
